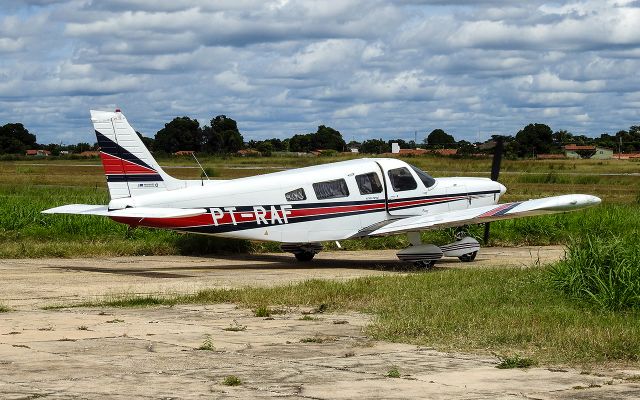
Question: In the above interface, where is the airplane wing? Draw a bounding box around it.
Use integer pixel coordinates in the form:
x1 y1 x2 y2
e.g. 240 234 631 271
365 194 601 237
42 204 207 219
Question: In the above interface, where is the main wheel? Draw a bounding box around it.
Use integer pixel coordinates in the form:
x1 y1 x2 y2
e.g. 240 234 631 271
458 251 478 262
413 259 436 269
294 251 315 262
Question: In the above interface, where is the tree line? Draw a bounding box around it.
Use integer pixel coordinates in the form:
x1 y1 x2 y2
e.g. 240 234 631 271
1 114 639 157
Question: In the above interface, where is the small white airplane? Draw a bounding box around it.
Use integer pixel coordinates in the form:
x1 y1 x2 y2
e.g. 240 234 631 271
43 109 601 267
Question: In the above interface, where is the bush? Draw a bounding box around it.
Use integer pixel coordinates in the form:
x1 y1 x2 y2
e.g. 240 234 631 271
549 235 640 311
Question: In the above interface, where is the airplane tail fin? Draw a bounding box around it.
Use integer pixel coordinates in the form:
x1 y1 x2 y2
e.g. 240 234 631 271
91 109 181 199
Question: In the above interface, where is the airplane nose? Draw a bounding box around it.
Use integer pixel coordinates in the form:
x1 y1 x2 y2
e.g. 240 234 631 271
498 183 507 195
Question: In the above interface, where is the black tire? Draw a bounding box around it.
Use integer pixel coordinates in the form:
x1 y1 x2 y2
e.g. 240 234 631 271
458 251 478 262
413 260 436 269
294 251 315 262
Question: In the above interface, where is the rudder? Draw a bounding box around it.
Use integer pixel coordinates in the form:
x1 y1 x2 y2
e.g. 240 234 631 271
91 109 179 199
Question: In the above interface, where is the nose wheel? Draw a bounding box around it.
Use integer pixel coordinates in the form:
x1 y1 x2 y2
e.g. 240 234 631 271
281 243 323 262
458 251 478 262
294 251 316 262
413 260 436 269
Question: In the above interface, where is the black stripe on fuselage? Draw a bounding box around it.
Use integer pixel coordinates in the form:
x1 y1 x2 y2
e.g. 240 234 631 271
126 190 500 235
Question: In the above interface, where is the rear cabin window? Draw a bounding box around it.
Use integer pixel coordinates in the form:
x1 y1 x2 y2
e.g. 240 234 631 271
313 179 350 200
355 172 383 195
285 188 306 201
388 167 417 191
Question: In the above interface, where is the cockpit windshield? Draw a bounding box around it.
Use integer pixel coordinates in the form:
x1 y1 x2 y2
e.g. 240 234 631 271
409 164 436 188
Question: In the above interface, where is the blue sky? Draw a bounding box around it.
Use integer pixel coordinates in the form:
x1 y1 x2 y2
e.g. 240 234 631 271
1 0 639 144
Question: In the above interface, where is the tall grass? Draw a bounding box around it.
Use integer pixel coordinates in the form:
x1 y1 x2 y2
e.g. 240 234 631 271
1 182 638 257
549 236 640 311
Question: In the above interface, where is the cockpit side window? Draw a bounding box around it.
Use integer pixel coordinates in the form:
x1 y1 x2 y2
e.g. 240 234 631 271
387 167 417 191
355 172 383 195
409 164 436 188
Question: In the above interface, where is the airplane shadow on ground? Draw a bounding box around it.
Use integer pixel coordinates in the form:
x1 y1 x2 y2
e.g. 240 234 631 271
47 253 463 279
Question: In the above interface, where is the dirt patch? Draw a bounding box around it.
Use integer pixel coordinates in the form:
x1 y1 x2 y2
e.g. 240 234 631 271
1 247 564 309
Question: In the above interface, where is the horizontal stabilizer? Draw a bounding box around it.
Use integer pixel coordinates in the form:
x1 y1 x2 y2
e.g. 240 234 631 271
367 194 601 236
42 204 207 219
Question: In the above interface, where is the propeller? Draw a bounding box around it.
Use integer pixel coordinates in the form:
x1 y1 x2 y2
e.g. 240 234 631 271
483 136 504 244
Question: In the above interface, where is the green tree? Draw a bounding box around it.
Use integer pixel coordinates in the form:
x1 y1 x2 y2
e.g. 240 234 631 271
456 140 476 155
514 123 553 157
256 141 273 156
289 133 314 152
202 115 244 154
0 123 37 154
360 139 390 154
154 117 202 154
425 129 455 147
312 125 346 151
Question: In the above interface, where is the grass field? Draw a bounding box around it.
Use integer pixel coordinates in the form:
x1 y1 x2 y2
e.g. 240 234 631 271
1 155 639 257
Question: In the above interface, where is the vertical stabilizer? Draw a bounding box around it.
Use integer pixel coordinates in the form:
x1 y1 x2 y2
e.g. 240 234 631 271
91 109 180 199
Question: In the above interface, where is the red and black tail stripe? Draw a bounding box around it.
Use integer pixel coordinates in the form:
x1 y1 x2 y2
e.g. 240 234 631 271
95 130 162 182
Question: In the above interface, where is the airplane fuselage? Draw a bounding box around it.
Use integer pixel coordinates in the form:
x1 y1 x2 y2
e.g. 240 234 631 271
109 158 505 243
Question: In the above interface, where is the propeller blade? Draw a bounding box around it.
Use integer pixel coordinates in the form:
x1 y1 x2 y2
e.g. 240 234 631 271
490 136 504 181
485 136 504 244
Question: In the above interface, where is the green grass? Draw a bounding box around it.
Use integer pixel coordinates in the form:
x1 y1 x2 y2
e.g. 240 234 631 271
57 267 640 364
197 334 215 351
495 354 537 369
222 375 242 386
549 235 640 311
387 367 401 378
223 320 247 331
0 304 10 312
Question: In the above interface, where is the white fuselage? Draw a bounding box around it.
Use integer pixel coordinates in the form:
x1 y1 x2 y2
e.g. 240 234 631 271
109 158 505 243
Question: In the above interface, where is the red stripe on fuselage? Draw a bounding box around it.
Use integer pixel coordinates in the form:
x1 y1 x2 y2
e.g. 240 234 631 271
110 201 388 229
100 152 157 175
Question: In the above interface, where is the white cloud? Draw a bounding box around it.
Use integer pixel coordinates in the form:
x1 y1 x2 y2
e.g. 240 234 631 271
1 0 639 144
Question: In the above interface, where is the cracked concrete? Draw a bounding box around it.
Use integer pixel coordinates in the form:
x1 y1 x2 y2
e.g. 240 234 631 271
1 248 639 399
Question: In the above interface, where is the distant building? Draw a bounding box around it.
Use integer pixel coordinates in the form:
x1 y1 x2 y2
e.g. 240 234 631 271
614 152 640 159
388 143 457 156
79 151 100 157
563 144 613 159
429 148 458 156
174 150 195 156
25 149 50 156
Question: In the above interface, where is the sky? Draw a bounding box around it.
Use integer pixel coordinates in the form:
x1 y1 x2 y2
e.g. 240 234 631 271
0 0 639 145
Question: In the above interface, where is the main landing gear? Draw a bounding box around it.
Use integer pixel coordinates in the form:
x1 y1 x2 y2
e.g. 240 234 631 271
281 243 324 262
396 231 480 268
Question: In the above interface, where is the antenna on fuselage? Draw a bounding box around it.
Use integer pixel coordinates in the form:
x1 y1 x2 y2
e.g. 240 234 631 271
192 153 209 185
